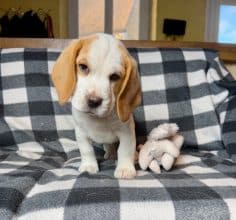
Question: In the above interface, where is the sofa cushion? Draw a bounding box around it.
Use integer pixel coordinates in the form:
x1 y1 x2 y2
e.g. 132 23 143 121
0 47 236 220
0 147 235 220
0 48 75 153
0 47 235 157
129 48 235 155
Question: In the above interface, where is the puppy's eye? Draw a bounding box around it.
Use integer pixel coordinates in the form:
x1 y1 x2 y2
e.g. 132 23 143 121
78 64 89 73
109 73 121 81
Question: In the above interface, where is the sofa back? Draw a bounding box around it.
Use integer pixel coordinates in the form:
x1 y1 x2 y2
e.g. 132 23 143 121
0 41 235 158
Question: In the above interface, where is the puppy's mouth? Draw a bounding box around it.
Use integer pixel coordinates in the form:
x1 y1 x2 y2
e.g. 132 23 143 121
85 97 114 118
86 111 97 117
85 108 112 118
72 104 110 118
72 97 114 118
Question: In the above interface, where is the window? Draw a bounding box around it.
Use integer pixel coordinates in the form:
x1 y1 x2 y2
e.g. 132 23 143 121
218 4 236 43
68 0 151 40
205 0 236 43
78 0 134 39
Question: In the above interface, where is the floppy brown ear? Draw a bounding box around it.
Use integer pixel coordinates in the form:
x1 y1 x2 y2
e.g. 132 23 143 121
51 40 83 104
117 54 141 122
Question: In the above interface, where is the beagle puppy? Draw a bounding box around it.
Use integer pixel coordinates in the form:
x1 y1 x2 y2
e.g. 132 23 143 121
51 33 141 179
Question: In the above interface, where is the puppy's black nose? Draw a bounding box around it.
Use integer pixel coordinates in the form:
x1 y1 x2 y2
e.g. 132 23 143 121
87 96 103 108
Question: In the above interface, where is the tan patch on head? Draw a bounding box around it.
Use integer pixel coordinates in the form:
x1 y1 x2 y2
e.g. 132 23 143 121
75 38 96 76
51 35 97 104
113 45 127 98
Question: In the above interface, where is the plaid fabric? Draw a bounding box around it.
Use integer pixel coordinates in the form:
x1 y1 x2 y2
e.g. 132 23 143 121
211 59 236 160
0 48 235 220
0 48 75 149
0 149 235 220
131 48 236 156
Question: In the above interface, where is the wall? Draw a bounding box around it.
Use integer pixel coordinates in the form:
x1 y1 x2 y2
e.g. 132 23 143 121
156 0 206 41
0 0 68 38
226 64 236 79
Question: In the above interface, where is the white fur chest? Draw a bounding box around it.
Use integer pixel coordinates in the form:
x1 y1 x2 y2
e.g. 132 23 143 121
72 107 119 144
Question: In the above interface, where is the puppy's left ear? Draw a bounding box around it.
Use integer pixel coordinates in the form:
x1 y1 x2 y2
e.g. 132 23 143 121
117 54 141 122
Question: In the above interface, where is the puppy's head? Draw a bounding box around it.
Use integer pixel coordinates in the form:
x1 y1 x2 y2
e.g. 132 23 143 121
51 33 141 122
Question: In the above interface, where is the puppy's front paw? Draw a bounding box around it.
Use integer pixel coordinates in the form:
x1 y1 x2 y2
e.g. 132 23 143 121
114 164 136 179
79 161 99 174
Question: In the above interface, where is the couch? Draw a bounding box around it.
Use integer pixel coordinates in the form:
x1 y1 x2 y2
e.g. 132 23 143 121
0 38 236 220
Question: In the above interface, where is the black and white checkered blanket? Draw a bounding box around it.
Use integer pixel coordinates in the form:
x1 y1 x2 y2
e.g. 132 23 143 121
0 48 235 220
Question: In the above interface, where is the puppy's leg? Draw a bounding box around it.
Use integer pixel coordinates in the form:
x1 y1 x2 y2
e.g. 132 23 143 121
103 143 117 160
114 119 136 179
115 135 136 179
75 127 99 174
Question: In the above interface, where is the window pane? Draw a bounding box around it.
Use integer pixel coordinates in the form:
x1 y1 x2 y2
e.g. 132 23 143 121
78 0 140 39
79 0 105 37
218 5 236 44
113 0 137 39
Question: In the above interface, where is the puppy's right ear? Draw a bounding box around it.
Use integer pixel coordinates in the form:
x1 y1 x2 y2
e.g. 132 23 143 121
51 40 83 104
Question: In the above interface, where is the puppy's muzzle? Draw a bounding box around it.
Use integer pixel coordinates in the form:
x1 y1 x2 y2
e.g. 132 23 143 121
87 95 103 108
